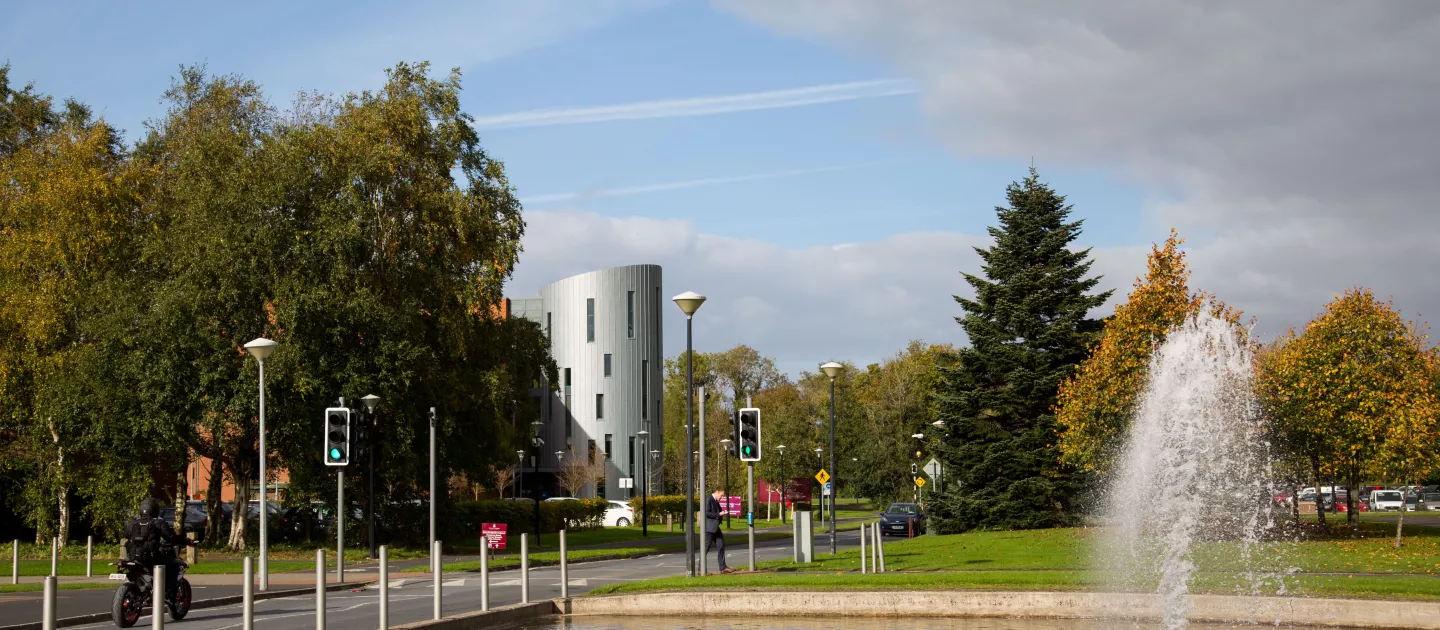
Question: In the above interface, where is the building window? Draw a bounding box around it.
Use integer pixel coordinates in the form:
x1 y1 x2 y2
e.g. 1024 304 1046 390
641 360 648 419
604 434 613 461
563 368 572 438
627 291 635 338
596 394 604 419
586 298 595 342
588 440 596 463
546 312 552 339
627 436 635 484
604 354 612 377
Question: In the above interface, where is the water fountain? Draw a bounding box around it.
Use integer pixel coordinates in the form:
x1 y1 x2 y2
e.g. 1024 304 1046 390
1103 310 1284 629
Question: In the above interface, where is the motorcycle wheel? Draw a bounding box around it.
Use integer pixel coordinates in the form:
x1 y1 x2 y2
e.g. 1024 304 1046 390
111 583 143 628
169 578 193 620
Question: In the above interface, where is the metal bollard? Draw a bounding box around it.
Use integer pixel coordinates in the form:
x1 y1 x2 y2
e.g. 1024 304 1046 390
432 541 442 620
11 539 17 585
378 546 388 630
860 523 867 574
243 557 254 630
871 523 879 573
42 575 57 630
479 540 489 612
559 529 569 598
86 535 93 577
876 523 886 572
315 549 325 629
50 537 57 577
520 533 530 604
792 515 798 563
153 564 165 630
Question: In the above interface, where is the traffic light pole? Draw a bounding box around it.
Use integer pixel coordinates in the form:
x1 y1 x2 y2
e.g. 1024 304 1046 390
337 469 345 582
368 408 377 560
746 394 755 571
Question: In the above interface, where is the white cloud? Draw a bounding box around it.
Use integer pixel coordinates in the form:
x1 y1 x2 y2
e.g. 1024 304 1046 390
472 78 917 129
711 0 1440 337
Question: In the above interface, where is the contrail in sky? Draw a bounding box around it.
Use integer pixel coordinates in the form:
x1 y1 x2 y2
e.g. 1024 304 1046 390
521 162 891 205
474 79 918 129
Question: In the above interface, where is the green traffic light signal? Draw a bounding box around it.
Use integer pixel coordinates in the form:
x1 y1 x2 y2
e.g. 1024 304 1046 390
329 447 342 460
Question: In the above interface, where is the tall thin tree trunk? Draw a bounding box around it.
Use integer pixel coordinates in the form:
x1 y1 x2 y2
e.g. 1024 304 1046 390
56 484 70 549
1290 478 1301 531
203 458 223 544
1395 484 1407 549
1346 464 1359 537
228 475 251 551
1310 453 1327 530
50 421 70 548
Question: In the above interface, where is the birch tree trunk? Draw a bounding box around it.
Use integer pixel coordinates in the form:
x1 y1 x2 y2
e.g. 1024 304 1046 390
51 421 70 548
174 468 188 533
203 458 223 544
228 474 251 551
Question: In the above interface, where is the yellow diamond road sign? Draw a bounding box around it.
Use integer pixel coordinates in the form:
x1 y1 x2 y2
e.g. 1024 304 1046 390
815 469 830 485
915 476 926 488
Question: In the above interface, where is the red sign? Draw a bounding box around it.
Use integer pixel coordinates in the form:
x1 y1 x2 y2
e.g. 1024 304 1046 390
481 523 507 550
786 477 812 505
724 496 742 516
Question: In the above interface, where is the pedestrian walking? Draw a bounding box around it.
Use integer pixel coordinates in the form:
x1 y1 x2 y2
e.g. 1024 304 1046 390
705 487 733 573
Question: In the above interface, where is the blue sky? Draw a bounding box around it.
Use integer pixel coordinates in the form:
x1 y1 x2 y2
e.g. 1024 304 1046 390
11 1 1413 378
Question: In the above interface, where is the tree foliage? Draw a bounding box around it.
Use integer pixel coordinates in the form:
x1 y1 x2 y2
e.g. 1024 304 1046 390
932 168 1112 532
1055 230 1242 475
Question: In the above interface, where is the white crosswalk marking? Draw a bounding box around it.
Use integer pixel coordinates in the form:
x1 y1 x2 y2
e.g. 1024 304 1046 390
442 579 466 587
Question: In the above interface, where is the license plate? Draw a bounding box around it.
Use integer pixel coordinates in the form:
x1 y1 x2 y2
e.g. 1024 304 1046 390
108 573 127 580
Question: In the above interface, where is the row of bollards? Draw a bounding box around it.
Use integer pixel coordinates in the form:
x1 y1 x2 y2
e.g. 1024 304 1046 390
858 523 885 574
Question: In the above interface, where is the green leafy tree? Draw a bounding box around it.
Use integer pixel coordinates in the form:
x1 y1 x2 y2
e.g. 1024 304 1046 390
852 341 954 507
932 168 1112 532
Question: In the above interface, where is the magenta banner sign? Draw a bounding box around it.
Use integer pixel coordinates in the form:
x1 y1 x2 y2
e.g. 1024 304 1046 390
481 522 507 550
724 496 742 516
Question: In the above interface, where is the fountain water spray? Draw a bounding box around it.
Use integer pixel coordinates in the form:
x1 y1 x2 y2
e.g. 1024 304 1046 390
1104 310 1283 629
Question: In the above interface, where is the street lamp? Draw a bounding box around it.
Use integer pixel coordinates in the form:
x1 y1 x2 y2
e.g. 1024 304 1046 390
820 361 842 556
243 337 277 591
516 450 524 500
672 290 706 578
637 431 650 536
361 394 380 560
777 445 787 524
530 420 544 546
719 438 732 528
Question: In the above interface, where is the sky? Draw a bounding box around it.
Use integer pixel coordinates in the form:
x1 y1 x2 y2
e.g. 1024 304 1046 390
5 1 1439 378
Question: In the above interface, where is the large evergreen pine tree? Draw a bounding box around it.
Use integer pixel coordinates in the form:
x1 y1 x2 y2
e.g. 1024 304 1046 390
933 168 1112 531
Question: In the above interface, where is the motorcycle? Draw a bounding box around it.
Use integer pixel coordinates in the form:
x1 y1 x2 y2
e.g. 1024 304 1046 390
109 545 193 627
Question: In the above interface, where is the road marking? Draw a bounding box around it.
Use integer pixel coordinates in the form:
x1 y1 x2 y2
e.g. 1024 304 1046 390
442 579 466 587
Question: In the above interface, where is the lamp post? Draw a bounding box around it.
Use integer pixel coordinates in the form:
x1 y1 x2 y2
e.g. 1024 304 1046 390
912 433 925 504
636 431 650 536
243 337 277 591
530 420 544 547
672 291 706 578
814 446 823 527
361 394 380 560
777 445 787 524
819 361 842 556
515 450 524 500
719 439 732 528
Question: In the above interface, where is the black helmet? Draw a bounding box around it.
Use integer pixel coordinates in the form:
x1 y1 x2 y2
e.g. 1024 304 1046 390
139 498 159 519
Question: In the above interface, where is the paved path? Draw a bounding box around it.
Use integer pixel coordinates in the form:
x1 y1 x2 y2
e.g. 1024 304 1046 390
2 527 874 629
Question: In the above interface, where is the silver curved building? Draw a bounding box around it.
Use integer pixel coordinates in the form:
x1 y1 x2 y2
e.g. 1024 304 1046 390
507 264 664 499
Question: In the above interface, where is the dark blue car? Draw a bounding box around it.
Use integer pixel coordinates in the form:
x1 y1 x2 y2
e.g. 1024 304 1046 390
878 502 925 537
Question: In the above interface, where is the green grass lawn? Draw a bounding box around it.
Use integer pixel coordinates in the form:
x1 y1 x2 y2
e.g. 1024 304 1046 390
414 532 792 573
587 524 1440 602
0 582 118 593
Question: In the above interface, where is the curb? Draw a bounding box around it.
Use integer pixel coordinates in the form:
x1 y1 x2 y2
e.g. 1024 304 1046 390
0 580 375 630
390 600 563 629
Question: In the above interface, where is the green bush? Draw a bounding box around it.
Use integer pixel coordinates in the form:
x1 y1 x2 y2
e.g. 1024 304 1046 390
445 499 608 540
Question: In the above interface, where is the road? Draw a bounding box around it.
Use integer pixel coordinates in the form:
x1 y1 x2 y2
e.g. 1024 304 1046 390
2 528 869 630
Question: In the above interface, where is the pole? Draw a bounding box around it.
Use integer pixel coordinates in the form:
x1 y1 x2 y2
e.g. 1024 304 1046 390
725 449 731 529
828 376 837 556
50 536 56 577
432 541 441 620
520 533 530 603
314 549 325 629
337 470 345 583
153 564 165 630
42 576 56 630
860 520 867 574
258 358 268 591
242 557 254 630
559 529 569 598
428 407 436 553
378 546 388 630
368 407 377 560
683 315 695 578
747 462 756 571
532 452 541 548
11 539 18 585
698 384 706 577
641 435 649 537
84 535 92 577
479 538 489 612
877 523 886 572
780 453 786 525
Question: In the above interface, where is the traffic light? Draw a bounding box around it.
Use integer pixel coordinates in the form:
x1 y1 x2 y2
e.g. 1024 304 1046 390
324 407 351 466
737 407 761 462
730 411 740 458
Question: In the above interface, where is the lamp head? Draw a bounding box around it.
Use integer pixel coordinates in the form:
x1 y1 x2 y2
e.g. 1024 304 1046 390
361 394 380 411
819 361 843 379
671 291 707 316
244 337 278 361
777 444 786 454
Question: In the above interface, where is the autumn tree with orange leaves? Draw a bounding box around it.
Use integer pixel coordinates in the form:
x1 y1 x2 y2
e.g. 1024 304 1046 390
1056 231 1241 476
1255 289 1440 545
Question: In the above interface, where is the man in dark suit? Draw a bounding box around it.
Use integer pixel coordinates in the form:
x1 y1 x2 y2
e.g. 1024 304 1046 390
704 487 733 573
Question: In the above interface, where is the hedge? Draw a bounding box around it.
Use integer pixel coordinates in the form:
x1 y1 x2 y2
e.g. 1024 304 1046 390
443 498 609 540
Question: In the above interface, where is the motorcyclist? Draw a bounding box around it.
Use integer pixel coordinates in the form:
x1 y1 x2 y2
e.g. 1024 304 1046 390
124 498 188 598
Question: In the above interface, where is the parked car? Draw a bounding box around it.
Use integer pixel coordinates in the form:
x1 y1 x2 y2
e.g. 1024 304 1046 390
878 502 925 537
1404 491 1420 512
1370 490 1404 511
155 501 209 541
1423 493 1440 511
603 501 633 527
544 497 581 502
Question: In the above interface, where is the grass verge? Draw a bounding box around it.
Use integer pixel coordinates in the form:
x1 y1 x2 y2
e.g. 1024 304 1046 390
413 532 791 573
0 582 117 593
